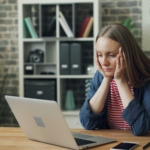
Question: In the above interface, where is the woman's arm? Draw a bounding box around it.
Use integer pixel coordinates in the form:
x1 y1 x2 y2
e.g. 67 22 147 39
116 80 134 108
122 82 150 136
114 48 150 135
114 48 134 108
79 71 110 130
89 77 111 114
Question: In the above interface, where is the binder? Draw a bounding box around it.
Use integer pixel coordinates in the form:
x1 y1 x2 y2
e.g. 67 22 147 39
70 43 81 75
60 43 70 74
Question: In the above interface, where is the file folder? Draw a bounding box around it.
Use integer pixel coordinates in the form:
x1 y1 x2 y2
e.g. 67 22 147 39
60 43 70 74
70 43 81 74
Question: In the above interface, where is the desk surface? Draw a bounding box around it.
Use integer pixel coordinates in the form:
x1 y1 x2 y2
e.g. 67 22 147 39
0 127 150 150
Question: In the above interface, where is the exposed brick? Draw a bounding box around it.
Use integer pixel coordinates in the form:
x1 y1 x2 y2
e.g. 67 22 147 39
9 12 17 18
118 15 139 22
139 1 142 6
0 0 7 4
11 53 18 58
5 61 17 65
0 40 8 45
0 26 7 31
14 19 17 24
102 16 117 22
8 26 17 32
0 12 7 17
10 40 18 45
110 9 130 14
0 33 11 38
0 19 13 24
117 1 137 7
102 9 109 15
0 47 5 52
101 2 116 7
133 22 141 28
11 47 18 52
14 5 17 10
0 5 11 11
132 8 141 14
129 1 138 7
8 0 17 4
12 80 18 85
133 29 140 36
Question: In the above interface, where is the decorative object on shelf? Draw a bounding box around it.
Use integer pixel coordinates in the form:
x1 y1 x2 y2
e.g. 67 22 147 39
65 90 75 110
121 18 134 34
28 49 44 63
24 17 38 38
31 4 38 35
85 79 91 97
86 65 95 75
24 64 34 75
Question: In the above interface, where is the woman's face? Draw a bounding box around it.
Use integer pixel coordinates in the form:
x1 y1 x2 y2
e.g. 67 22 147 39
95 37 121 77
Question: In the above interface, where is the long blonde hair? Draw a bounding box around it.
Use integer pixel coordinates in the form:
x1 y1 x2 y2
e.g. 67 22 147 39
96 23 150 87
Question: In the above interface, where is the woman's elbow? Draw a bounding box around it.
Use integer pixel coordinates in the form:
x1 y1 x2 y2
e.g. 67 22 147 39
132 128 148 136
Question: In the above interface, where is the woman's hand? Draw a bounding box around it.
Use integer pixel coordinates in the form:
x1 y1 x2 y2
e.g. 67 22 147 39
114 47 127 82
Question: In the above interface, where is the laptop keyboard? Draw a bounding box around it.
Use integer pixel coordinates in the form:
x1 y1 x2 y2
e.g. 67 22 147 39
74 138 96 146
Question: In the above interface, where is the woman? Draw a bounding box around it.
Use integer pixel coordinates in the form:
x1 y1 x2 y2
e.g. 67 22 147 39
79 23 150 136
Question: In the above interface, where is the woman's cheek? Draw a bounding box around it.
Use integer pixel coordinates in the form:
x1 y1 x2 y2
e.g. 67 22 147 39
98 58 102 65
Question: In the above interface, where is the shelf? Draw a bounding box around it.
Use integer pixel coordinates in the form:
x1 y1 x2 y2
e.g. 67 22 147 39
24 62 56 65
23 37 94 42
23 38 57 42
59 75 93 78
24 75 57 78
19 0 100 128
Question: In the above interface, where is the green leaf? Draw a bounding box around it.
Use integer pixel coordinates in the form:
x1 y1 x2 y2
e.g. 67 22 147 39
121 18 134 34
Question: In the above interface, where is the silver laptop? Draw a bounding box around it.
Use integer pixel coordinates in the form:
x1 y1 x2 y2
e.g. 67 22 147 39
5 95 116 150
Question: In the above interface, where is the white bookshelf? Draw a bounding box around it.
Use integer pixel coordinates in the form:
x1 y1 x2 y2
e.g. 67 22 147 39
18 0 101 128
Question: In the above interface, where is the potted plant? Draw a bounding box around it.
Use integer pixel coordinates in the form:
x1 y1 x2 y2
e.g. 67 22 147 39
121 18 134 34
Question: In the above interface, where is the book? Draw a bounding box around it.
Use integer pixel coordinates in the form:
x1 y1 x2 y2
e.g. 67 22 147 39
46 16 56 36
77 17 91 37
59 17 71 37
24 17 38 38
82 17 94 37
59 11 74 37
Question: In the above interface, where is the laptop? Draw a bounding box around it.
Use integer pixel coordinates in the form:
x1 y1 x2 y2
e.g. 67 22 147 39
5 95 116 150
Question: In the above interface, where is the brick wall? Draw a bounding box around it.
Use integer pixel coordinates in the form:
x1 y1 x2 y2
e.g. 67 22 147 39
101 0 142 46
0 0 19 126
0 0 143 126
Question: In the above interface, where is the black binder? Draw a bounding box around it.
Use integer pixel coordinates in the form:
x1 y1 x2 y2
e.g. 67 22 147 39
70 43 81 74
60 43 70 74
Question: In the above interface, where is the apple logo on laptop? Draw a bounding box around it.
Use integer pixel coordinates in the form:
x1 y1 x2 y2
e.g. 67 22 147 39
33 116 45 127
